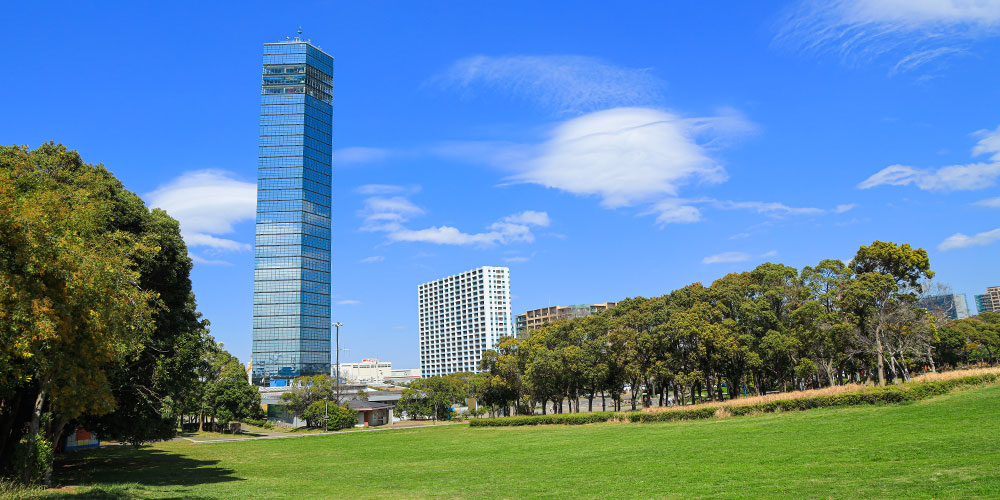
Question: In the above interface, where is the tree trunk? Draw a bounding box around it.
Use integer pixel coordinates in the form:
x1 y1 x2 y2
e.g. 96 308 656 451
875 331 887 386
24 389 47 485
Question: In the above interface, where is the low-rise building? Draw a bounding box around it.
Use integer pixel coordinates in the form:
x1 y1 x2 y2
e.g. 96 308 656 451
975 286 1000 314
347 400 394 427
384 368 421 385
516 302 617 338
334 359 393 384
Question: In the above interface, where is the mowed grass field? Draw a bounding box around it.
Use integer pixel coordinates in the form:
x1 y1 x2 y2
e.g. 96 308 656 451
32 384 1000 499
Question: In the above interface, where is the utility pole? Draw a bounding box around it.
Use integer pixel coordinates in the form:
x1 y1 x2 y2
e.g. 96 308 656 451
333 321 343 404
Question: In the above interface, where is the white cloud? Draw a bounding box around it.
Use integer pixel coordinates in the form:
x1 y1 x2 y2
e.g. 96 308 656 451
938 227 1000 250
648 199 703 224
503 256 531 263
507 107 751 209
834 203 857 213
335 147 391 165
972 124 1000 159
703 252 752 264
714 200 825 216
501 210 550 227
359 189 549 247
432 55 664 112
189 254 234 266
858 163 1000 191
356 184 416 195
859 125 1000 190
730 232 752 240
975 197 1000 208
776 0 1000 73
337 299 362 305
146 170 256 252
761 250 779 258
360 256 384 263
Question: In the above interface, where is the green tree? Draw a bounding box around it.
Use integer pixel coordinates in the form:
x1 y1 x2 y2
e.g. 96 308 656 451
281 375 337 427
0 144 161 482
846 241 934 385
205 359 262 429
396 376 465 421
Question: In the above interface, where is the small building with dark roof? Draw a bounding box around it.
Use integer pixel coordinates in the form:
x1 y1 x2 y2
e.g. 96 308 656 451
347 400 394 427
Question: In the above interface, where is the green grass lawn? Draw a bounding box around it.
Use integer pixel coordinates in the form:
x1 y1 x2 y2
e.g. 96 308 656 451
31 384 1000 499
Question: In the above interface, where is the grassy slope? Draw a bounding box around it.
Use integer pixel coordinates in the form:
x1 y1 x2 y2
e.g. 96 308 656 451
42 385 1000 499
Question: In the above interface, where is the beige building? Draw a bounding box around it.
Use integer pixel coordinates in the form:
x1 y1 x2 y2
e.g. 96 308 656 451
516 302 617 338
975 286 1000 314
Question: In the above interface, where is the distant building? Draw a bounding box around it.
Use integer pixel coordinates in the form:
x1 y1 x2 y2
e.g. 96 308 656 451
384 368 421 385
916 294 970 320
418 266 512 378
975 286 1000 314
516 302 617 338
334 359 392 385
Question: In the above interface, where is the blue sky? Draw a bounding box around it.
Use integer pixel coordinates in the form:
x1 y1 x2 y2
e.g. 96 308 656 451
3 1 1000 368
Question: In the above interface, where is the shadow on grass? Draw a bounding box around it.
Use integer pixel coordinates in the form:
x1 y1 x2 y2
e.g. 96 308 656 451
48 445 241 497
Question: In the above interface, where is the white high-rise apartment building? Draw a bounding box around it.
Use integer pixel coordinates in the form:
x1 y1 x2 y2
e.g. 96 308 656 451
418 266 512 378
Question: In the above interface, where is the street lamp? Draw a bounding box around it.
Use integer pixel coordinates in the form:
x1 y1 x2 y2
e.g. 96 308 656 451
333 322 343 403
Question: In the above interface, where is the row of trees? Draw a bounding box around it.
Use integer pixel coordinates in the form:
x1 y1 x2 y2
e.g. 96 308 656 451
0 144 259 485
470 241 994 416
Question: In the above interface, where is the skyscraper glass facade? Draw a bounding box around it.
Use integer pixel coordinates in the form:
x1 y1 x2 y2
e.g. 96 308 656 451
251 38 334 386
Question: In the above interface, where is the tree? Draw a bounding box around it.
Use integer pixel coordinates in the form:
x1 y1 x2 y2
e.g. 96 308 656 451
847 241 934 385
205 359 262 429
396 376 465 421
281 375 337 427
0 144 161 483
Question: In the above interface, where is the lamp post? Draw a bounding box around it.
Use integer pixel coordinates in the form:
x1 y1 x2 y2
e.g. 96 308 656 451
333 322 343 403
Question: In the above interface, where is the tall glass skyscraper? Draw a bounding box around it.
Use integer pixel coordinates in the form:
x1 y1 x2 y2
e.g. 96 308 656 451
251 35 334 386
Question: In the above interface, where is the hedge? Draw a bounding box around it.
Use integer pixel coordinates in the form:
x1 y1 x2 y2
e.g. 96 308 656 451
469 373 999 427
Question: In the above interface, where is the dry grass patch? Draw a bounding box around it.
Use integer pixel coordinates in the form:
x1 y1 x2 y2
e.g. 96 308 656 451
643 366 1000 414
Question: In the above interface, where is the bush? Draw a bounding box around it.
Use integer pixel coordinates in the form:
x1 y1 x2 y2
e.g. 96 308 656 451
468 373 1000 427
242 418 274 430
470 412 617 427
11 427 52 486
325 404 356 431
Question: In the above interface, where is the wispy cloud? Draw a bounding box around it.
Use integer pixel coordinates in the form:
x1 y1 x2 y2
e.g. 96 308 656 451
775 0 1000 73
834 203 857 213
360 256 385 263
359 186 549 247
938 227 1000 251
335 147 392 165
146 170 256 255
432 55 665 113
703 252 751 264
356 184 420 195
713 200 825 216
337 299 362 305
189 254 235 266
703 249 779 264
858 125 1000 191
975 197 1000 208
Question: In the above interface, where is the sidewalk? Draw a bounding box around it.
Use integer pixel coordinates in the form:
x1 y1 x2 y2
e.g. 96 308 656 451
179 421 464 444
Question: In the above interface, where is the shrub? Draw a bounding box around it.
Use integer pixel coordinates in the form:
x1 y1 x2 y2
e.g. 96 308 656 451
468 373 1000 428
325 404 357 431
242 418 274 430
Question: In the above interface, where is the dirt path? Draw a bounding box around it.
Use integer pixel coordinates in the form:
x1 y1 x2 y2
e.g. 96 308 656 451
179 422 464 444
